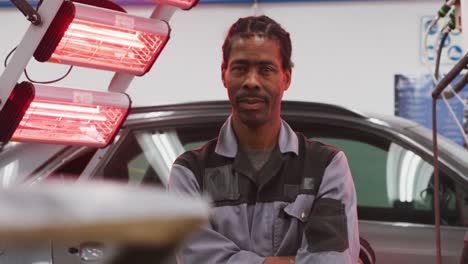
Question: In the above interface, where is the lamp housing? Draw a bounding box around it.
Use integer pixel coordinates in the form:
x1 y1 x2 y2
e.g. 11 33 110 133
0 82 130 147
33 1 170 76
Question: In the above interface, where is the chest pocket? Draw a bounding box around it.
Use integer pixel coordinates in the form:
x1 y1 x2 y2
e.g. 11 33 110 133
283 194 315 222
273 194 316 254
203 165 240 202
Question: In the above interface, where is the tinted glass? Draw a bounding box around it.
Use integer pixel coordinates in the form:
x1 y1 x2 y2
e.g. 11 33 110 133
315 137 461 226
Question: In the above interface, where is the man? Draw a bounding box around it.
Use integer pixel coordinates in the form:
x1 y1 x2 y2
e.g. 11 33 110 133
169 15 359 264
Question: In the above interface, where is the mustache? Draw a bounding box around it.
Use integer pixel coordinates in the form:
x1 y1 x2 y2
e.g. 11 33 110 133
235 92 268 103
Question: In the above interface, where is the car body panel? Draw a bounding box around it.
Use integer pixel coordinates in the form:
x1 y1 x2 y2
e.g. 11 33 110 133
359 221 466 264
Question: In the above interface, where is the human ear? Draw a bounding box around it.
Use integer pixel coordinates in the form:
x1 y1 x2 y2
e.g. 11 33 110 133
221 67 227 88
283 69 292 91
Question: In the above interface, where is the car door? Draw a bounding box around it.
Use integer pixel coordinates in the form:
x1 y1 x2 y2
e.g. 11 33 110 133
89 115 467 264
288 118 468 264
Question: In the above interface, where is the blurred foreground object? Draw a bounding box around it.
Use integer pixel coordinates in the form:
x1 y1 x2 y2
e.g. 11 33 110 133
0 181 209 263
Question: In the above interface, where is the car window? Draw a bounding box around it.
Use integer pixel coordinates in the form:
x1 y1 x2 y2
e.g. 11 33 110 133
315 136 462 227
97 121 221 187
184 141 206 150
95 121 466 227
99 129 185 187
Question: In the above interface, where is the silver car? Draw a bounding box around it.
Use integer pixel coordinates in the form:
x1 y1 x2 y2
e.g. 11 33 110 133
0 101 467 264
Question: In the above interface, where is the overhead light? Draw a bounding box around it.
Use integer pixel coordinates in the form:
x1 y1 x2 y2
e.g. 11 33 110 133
0 82 130 147
151 0 199 10
33 1 170 76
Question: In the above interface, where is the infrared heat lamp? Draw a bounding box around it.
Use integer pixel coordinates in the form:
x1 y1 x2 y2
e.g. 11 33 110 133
151 0 199 10
0 82 130 147
33 1 170 76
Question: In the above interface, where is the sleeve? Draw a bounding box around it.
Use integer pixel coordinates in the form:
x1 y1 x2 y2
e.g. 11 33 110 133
295 151 360 264
168 163 265 264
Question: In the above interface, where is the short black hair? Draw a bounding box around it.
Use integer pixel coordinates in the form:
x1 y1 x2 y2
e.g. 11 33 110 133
221 15 293 71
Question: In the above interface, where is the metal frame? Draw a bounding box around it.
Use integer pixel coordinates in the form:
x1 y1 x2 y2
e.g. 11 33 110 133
0 0 62 111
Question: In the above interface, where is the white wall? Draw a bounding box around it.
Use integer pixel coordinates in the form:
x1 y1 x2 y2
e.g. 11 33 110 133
0 0 445 114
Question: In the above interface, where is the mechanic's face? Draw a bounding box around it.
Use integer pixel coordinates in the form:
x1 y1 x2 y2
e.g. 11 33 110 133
222 36 291 128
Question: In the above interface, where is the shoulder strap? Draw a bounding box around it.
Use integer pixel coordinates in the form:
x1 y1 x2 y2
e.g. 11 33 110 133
173 137 229 191
297 133 340 195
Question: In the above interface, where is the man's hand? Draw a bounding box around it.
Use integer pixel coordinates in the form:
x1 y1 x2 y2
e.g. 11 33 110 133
263 256 294 264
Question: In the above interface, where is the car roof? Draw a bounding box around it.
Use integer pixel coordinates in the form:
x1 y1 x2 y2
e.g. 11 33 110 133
129 100 367 119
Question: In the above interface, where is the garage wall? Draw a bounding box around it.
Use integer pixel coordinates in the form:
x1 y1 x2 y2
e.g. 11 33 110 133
0 0 446 114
